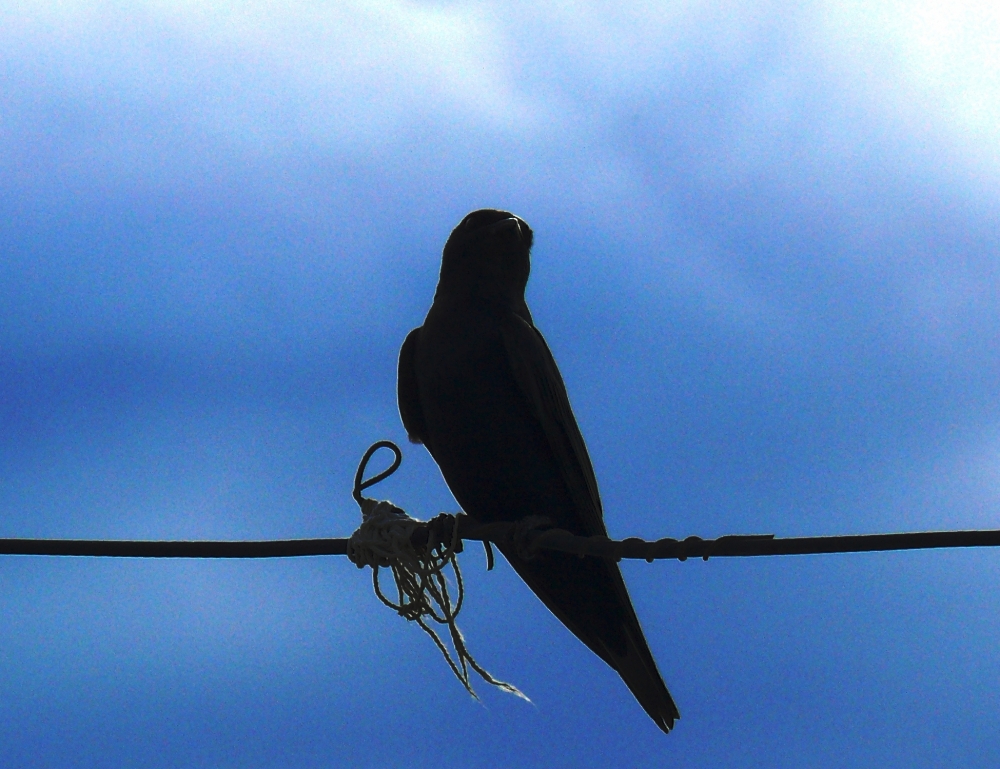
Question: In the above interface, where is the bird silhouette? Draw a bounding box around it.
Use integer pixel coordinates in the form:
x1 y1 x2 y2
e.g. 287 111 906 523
397 209 678 732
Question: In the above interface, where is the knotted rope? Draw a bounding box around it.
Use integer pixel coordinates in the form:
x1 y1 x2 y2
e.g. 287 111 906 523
346 441 525 700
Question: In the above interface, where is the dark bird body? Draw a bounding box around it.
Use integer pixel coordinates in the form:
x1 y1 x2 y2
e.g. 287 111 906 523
397 209 679 733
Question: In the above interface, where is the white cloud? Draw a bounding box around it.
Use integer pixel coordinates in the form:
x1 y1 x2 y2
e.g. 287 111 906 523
5 0 999 157
0 0 544 155
3 0 998 353
817 0 1000 173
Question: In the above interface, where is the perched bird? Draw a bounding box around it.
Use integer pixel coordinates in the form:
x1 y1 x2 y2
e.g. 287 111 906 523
397 209 679 733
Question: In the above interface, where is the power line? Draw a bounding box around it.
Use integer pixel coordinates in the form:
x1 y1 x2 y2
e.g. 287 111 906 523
2 523 999 561
4 440 997 562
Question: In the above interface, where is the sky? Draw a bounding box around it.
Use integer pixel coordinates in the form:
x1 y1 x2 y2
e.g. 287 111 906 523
2 0 1000 766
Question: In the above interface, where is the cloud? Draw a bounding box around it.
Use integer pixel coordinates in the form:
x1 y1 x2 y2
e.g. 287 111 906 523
816 0 1000 176
0 0 543 163
3 0 998 360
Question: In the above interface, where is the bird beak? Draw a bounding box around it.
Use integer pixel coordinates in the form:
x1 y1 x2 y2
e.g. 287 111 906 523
486 217 523 242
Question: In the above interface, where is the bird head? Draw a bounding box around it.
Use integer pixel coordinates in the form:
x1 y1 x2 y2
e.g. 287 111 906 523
439 209 534 303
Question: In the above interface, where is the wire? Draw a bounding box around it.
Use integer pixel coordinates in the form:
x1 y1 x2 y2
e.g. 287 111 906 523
3 439 999 562
3 526 1000 560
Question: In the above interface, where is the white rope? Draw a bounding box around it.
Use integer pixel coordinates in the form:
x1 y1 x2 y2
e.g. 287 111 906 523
348 498 527 701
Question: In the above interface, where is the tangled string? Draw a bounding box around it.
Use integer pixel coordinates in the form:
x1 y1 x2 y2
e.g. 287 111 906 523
347 442 525 700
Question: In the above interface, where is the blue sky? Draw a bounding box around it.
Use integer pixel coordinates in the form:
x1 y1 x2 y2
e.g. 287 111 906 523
2 1 1000 766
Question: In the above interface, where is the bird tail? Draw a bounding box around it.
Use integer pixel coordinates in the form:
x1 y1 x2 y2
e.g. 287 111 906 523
500 547 679 733
598 619 679 734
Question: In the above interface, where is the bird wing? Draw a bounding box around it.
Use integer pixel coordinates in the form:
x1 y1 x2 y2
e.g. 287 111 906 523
499 313 606 537
397 327 429 446
499 314 679 732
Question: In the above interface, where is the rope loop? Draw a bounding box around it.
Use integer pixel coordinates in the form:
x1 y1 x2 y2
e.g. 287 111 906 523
353 440 402 505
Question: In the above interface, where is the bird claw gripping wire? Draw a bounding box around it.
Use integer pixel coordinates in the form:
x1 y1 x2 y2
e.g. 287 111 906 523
346 440 526 701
